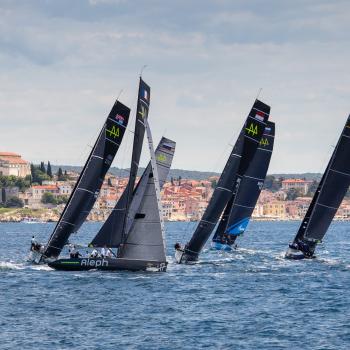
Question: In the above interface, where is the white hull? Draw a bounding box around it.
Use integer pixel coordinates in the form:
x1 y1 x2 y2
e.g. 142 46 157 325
175 249 184 264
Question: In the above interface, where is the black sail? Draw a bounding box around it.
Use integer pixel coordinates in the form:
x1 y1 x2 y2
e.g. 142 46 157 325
90 137 176 247
92 78 150 246
212 121 275 245
182 100 270 260
43 100 130 259
289 115 350 256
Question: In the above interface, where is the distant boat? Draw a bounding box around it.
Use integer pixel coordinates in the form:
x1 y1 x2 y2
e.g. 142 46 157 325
175 99 270 263
22 217 43 224
46 78 176 272
285 115 350 260
29 97 131 264
211 121 275 251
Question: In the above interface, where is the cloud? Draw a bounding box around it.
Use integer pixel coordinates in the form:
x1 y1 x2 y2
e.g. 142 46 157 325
0 0 349 174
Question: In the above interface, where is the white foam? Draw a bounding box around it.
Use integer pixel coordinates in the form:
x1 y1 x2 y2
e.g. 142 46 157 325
0 261 25 270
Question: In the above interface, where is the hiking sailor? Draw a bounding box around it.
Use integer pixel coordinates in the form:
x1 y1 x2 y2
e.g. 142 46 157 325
105 248 112 258
90 248 99 258
101 246 107 258
30 236 41 251
69 245 81 259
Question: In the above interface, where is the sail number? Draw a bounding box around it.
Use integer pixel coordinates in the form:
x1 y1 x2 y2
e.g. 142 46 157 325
245 123 259 136
106 125 120 139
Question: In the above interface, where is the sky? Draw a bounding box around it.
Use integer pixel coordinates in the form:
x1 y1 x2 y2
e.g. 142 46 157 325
0 0 349 174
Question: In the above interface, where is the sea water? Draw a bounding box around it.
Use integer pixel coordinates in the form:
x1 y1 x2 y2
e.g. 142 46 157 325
0 221 349 350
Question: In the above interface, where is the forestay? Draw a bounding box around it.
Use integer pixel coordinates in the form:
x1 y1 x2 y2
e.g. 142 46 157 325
43 100 130 259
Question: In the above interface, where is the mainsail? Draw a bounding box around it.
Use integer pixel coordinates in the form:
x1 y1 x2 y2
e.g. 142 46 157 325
90 137 176 247
43 100 130 259
181 100 270 261
117 120 169 263
212 121 275 246
91 78 150 246
287 115 350 258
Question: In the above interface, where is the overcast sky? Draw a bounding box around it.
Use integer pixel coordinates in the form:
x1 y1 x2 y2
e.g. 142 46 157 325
0 0 349 174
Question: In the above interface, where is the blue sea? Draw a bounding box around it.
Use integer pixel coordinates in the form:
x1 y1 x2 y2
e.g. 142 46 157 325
0 221 349 350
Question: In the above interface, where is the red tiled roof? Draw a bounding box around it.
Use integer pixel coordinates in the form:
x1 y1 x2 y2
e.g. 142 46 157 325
32 185 58 190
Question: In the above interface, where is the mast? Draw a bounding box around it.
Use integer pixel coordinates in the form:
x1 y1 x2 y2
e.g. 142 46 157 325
43 100 130 259
91 78 150 246
288 115 350 257
212 121 275 246
181 99 270 261
89 137 176 247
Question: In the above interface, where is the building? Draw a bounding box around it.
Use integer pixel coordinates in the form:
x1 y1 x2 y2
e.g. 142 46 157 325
263 201 286 218
281 179 313 195
0 152 31 177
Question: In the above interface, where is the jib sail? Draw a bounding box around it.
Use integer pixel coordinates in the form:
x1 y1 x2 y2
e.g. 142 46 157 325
90 137 176 247
118 120 170 263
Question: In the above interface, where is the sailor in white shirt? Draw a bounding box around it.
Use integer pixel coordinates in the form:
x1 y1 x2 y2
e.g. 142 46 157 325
101 246 106 258
106 249 112 258
31 236 38 250
90 248 98 258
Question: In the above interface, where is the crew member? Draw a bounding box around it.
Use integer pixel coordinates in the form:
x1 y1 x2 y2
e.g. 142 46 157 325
31 236 37 250
90 248 99 258
101 246 107 258
174 242 183 251
106 249 112 258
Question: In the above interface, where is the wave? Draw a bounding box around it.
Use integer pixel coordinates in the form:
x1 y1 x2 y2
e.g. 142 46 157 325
0 261 25 270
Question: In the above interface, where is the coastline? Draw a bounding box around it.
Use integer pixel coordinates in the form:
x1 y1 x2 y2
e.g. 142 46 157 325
1 208 350 223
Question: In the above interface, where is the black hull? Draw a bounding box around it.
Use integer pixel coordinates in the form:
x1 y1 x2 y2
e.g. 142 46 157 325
48 257 167 272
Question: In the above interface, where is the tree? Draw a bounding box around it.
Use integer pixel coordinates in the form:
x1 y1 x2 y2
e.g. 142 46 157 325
5 196 24 208
47 161 53 178
57 167 63 180
210 179 217 189
41 192 56 204
40 162 46 173
107 178 113 187
178 176 182 186
286 188 300 201
307 180 319 196
56 195 68 205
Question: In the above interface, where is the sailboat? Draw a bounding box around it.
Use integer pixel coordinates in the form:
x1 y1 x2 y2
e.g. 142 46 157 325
44 77 176 271
286 115 350 259
48 135 175 271
211 121 275 250
175 99 270 263
29 99 131 264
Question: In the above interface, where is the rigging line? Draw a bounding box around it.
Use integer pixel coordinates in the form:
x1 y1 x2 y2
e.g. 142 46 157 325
256 88 263 100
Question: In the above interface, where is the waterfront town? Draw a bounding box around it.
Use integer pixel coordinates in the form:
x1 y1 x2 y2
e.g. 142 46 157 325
1 151 350 222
